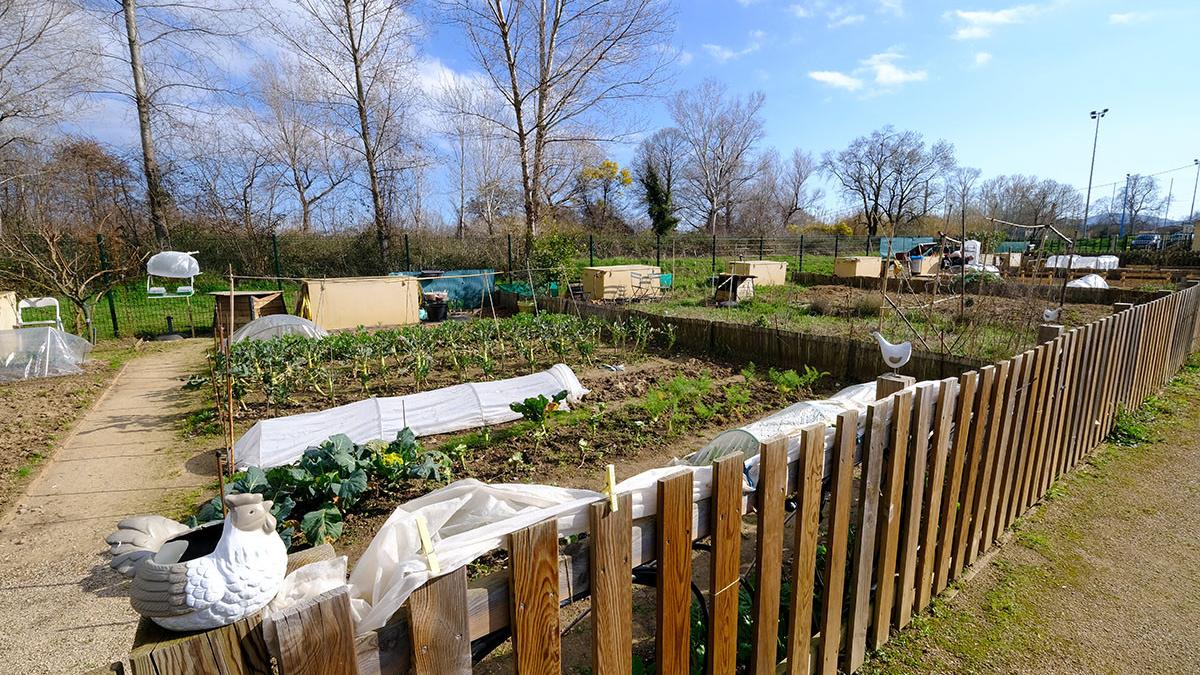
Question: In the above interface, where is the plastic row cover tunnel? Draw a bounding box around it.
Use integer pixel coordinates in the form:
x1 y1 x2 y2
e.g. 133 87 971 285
235 363 588 469
0 327 93 382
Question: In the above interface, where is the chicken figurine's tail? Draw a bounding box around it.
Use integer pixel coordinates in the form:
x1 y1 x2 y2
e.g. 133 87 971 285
105 515 190 577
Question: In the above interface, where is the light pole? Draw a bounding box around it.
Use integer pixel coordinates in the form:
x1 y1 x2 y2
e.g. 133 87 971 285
1118 173 1131 244
1081 108 1108 239
1189 159 1199 231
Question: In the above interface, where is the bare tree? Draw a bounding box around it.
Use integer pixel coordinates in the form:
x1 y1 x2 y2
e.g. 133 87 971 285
822 125 955 237
252 61 353 232
441 0 674 254
634 127 687 198
262 0 420 269
670 79 765 234
776 148 822 228
1123 173 1162 229
0 0 93 147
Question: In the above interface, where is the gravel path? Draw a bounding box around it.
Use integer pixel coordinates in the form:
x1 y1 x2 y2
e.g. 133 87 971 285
864 361 1200 674
0 340 210 674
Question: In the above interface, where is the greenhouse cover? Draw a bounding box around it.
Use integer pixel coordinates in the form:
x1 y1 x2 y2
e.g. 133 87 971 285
231 315 328 343
0 327 93 382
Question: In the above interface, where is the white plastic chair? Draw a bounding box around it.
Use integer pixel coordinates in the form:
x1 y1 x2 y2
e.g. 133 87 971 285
17 297 63 331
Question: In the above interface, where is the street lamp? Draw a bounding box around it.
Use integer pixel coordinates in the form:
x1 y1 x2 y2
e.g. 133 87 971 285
1189 159 1199 231
1081 108 1108 240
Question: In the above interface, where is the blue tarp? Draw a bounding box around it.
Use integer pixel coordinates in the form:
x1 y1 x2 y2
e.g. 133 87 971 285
390 269 497 309
878 237 934 256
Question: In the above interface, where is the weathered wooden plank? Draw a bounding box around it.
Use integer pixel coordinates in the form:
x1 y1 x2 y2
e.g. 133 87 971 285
1015 345 1049 514
999 351 1035 533
950 365 995 580
872 389 913 649
845 399 891 673
786 424 826 674
656 471 694 675
590 493 633 675
1031 337 1064 501
709 453 745 675
509 519 561 675
982 357 1021 548
751 440 787 675
934 370 978 593
818 411 858 672
967 361 1010 565
894 385 934 629
916 378 958 611
274 588 359 675
407 567 471 674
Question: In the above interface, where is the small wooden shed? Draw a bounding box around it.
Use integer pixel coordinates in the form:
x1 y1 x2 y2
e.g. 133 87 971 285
727 260 788 285
582 264 663 301
295 276 421 330
210 291 287 337
834 256 882 278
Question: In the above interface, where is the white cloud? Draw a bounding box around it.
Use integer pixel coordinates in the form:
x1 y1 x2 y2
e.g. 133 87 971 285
878 0 903 16
862 50 926 85
679 50 694 66
808 70 864 91
788 3 813 18
947 4 1039 39
829 12 865 27
1109 12 1148 24
735 0 762 6
702 30 766 63
974 51 993 66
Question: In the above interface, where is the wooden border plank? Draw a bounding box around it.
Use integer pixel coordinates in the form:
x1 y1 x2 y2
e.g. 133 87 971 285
785 425 826 675
590 493 633 675
656 471 694 674
967 361 1010 565
818 411 859 672
916 378 958 611
708 453 745 674
982 357 1021 548
751 441 788 675
275 588 360 675
894 386 934 629
934 371 978 593
408 568 471 674
870 390 913 651
950 365 995 580
509 520 560 675
844 399 892 673
1000 350 1035 532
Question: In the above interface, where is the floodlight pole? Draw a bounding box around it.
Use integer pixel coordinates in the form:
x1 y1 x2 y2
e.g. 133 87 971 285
1189 159 1199 232
1118 174 1131 243
1081 108 1108 239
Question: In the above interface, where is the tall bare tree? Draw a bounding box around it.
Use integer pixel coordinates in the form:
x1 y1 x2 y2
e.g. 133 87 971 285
1123 173 1162 229
669 79 765 234
822 125 955 237
441 0 674 254
262 0 420 269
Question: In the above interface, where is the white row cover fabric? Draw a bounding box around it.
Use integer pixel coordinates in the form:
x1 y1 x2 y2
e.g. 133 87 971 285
0 327 93 382
236 364 588 469
146 251 200 278
1067 273 1110 289
1045 255 1119 270
231 315 328 344
346 379 936 634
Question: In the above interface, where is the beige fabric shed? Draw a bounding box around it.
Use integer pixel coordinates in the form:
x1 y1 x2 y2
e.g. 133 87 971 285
582 265 662 301
727 260 788 285
295 276 421 330
0 292 18 330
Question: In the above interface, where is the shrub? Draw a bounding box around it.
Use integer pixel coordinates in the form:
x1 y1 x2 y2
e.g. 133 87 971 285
852 295 883 317
807 296 834 316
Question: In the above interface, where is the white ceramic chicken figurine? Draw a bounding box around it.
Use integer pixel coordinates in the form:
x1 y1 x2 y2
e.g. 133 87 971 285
871 330 912 372
122 494 288 631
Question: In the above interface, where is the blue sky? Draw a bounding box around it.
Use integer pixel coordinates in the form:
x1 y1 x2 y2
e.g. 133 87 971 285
426 0 1200 218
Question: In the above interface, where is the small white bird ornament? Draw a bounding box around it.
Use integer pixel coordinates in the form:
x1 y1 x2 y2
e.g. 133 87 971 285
871 331 912 372
1043 308 1061 323
112 493 288 631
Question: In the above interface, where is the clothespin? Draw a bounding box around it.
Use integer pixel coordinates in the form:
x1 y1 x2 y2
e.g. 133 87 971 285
605 464 619 512
415 515 440 575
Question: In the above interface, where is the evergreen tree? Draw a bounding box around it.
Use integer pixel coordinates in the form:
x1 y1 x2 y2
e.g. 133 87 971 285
640 160 679 236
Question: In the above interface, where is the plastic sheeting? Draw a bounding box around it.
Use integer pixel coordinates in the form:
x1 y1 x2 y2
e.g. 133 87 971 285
231 315 328 344
393 270 497 309
0 327 93 382
1045 255 1119 270
146 251 200 278
346 379 937 633
1067 273 1110 289
236 364 589 469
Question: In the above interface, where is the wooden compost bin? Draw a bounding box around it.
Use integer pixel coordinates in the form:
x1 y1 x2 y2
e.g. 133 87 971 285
295 276 421 330
582 264 662 301
726 260 788 286
210 290 287 336
714 274 755 302
833 256 882 279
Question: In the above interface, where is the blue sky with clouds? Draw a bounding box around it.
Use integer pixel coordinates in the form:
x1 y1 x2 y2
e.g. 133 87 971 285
429 0 1200 217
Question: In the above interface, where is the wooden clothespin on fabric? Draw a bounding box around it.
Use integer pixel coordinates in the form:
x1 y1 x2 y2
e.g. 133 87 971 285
415 515 440 575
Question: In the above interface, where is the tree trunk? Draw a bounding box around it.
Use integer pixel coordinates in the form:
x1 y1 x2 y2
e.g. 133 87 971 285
122 0 170 249
342 0 389 270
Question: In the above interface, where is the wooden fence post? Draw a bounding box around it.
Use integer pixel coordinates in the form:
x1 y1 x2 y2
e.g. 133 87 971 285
656 471 694 674
1037 323 1063 344
785 425 826 674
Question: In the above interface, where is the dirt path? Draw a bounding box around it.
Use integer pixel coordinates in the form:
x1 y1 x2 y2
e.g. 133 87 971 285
0 340 211 675
864 360 1200 674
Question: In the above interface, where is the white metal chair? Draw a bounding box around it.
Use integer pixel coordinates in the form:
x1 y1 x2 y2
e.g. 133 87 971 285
17 297 63 331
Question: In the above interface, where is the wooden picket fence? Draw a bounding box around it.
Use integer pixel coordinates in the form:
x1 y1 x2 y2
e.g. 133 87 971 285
125 283 1200 675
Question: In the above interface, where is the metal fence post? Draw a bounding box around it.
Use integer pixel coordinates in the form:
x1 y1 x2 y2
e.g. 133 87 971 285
589 233 595 266
507 234 513 282
758 236 764 259
799 235 804 273
711 234 717 276
403 233 411 272
271 231 283 290
834 233 840 259
656 234 661 267
96 233 119 339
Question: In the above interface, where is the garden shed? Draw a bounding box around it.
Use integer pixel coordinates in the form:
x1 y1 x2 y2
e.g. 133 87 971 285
727 260 788 285
295 276 421 331
0 292 18 330
582 264 662 301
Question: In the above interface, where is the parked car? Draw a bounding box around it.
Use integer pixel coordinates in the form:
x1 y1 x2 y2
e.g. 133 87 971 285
1166 232 1193 249
1129 233 1163 250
